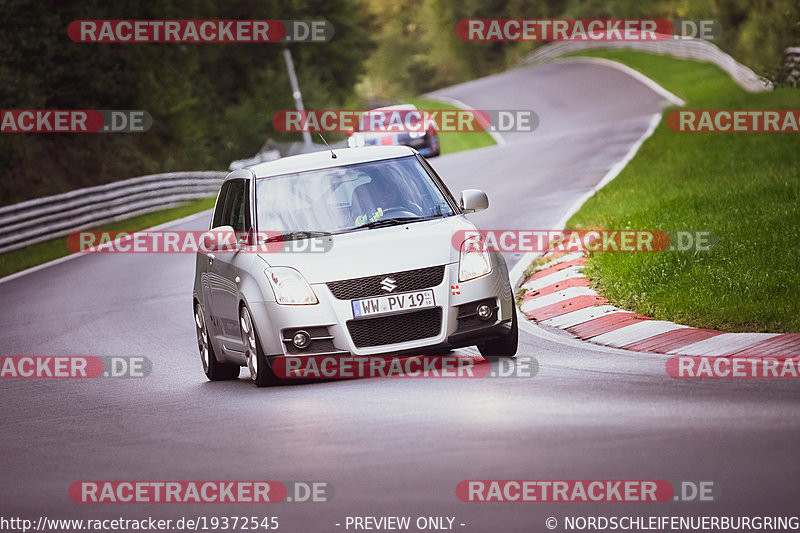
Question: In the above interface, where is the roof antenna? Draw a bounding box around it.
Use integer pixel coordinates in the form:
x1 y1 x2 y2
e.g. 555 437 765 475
318 133 337 159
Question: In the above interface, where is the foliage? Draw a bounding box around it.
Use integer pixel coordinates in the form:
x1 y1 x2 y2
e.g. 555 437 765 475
0 0 372 204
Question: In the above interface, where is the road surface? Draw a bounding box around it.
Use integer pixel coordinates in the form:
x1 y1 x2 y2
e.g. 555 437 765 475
1 60 798 532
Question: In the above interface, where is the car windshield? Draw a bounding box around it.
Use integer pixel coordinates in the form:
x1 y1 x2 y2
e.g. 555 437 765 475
255 155 455 236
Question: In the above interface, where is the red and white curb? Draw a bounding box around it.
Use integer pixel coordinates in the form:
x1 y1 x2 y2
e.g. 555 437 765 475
519 252 800 358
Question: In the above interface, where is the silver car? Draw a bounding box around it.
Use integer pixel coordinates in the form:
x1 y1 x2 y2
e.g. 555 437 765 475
193 145 517 386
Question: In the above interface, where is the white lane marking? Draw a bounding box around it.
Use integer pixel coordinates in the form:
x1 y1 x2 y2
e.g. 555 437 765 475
502 96 677 354
553 112 663 233
668 333 781 357
590 321 687 347
508 112 663 287
540 306 628 329
424 95 507 147
520 287 597 312
0 209 212 285
558 57 686 107
521 265 584 291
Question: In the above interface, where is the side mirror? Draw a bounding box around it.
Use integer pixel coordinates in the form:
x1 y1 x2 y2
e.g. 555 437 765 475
201 225 240 252
460 189 489 213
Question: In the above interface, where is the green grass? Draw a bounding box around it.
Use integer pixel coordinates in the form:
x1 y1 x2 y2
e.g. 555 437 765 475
556 50 800 332
0 196 216 279
407 97 496 154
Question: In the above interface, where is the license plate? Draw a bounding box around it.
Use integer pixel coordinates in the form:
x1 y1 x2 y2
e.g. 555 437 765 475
351 290 435 318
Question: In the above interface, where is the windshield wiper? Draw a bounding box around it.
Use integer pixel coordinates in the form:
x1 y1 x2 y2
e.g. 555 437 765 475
262 230 332 243
357 216 434 230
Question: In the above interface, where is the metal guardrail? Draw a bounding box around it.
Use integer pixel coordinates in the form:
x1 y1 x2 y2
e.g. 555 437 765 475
0 171 226 254
523 37 773 92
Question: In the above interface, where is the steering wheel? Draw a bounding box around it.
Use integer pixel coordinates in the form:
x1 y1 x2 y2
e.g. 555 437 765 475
381 206 420 218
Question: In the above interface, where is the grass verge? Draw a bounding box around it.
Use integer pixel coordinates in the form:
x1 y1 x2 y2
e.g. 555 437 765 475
557 50 800 332
0 196 216 279
407 97 496 154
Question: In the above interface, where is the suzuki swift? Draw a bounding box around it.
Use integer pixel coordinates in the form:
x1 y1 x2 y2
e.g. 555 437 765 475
193 145 517 386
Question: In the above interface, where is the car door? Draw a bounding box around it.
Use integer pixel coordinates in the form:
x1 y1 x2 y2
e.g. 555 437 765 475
199 179 230 333
207 174 253 353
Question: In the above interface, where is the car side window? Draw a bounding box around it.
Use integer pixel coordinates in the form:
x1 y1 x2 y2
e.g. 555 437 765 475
211 182 230 228
215 179 251 231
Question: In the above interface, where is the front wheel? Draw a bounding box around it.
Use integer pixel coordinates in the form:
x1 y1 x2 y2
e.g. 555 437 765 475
240 305 280 387
195 303 240 381
478 308 518 360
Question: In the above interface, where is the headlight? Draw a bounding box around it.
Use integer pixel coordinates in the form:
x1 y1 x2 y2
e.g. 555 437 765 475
459 236 492 282
265 267 318 305
408 130 424 138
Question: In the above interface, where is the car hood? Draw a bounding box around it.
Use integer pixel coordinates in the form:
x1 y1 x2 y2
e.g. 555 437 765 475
259 215 477 284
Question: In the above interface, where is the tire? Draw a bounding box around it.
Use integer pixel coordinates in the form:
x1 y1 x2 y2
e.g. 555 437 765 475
240 305 280 387
195 302 240 381
478 308 518 360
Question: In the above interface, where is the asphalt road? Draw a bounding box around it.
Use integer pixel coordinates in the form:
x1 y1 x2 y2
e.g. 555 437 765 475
1 60 798 532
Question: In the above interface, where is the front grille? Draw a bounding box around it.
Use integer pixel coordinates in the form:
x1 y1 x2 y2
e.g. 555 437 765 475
346 308 442 348
327 265 445 300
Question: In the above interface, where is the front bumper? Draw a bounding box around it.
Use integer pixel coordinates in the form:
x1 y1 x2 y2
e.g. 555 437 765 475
248 261 513 362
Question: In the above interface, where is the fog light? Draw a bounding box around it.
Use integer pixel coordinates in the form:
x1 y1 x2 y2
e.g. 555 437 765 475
292 330 311 349
477 304 493 321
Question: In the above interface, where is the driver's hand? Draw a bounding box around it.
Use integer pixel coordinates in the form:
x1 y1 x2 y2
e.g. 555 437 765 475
355 207 383 226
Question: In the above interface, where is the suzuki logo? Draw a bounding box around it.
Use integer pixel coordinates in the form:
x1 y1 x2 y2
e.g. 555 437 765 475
380 277 397 292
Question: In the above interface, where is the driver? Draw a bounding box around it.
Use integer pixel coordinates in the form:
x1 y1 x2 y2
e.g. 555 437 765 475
351 173 407 226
